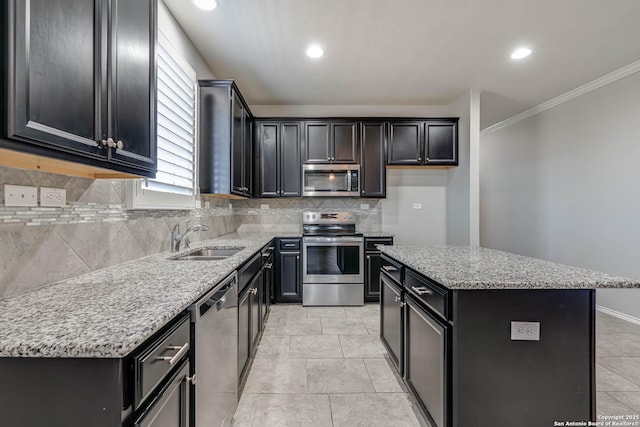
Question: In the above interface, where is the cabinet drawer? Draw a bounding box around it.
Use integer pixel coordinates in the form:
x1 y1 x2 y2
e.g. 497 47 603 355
380 255 403 285
365 237 393 251
405 269 449 321
134 314 191 410
279 239 301 251
239 253 261 293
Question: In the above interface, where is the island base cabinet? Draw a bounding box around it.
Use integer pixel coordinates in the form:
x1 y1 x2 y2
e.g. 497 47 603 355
405 296 448 427
452 289 595 427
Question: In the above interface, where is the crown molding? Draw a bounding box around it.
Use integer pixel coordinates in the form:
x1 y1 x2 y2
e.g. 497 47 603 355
481 60 640 135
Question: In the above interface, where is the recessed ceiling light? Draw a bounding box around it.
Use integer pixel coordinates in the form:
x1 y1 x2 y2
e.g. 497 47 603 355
511 47 532 60
193 0 217 11
306 44 325 59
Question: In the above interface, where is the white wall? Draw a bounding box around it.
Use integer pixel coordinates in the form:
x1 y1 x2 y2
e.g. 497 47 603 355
446 90 480 246
381 169 448 245
480 70 640 319
159 1 215 79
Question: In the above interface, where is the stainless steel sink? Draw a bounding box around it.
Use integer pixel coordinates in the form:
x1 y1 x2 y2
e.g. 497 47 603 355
172 247 245 261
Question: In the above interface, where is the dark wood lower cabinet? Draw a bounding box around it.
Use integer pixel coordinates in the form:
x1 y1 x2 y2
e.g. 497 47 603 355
364 237 393 302
405 295 448 427
133 360 190 427
380 272 403 374
274 239 302 303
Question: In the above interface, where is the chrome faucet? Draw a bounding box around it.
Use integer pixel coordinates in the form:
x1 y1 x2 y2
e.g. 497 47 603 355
171 219 209 252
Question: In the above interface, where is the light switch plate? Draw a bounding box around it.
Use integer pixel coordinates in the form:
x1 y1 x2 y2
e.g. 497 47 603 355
4 184 38 207
413 203 423 210
511 321 540 341
40 187 66 207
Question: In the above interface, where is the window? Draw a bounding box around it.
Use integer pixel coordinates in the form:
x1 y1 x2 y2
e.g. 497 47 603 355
127 31 197 209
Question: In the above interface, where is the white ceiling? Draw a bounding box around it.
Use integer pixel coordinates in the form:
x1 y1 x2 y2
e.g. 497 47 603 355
163 0 640 129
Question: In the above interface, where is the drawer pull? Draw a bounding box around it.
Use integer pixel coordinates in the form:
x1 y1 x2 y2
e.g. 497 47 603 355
284 243 296 247
394 296 401 302
156 342 189 366
411 286 433 296
382 265 398 272
187 374 197 385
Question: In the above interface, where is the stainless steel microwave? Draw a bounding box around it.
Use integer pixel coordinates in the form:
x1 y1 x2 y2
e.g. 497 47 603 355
302 164 360 197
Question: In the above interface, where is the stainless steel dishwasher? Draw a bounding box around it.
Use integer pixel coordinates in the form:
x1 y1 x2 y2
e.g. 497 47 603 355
191 272 238 427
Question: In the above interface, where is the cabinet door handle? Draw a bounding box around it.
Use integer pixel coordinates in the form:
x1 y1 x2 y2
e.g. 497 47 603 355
411 285 433 296
98 139 108 147
116 140 124 150
265 263 273 269
382 265 397 272
296 255 300 260
399 301 407 307
394 296 401 302
187 374 197 385
156 342 189 366
426 157 430 161
418 156 422 161
106 137 116 148
366 255 371 260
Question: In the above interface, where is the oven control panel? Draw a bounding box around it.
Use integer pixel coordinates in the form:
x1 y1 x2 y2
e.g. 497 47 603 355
303 211 355 224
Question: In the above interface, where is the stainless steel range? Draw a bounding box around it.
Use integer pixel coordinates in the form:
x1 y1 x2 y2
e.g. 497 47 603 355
302 211 364 306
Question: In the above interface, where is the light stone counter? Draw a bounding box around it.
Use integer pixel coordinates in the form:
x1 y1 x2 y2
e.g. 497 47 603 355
0 232 295 358
380 245 640 290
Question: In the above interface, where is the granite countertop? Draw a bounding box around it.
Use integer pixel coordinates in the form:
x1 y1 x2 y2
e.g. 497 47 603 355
380 245 640 290
0 232 296 359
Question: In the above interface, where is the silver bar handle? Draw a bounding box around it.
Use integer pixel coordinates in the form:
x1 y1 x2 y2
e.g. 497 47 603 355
411 286 433 296
156 342 189 366
382 265 398 272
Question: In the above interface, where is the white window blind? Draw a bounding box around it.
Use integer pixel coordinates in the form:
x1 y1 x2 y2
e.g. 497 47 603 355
142 33 196 196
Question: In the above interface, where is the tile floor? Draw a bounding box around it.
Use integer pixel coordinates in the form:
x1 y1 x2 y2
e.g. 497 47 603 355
232 306 640 426
596 311 640 418
232 304 427 426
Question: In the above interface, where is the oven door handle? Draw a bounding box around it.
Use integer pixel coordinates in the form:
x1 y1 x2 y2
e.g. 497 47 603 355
303 237 363 244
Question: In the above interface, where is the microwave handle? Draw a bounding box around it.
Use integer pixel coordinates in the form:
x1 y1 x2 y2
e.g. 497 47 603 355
347 171 352 191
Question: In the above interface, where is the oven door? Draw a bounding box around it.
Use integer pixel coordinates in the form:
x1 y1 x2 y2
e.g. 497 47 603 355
302 236 364 284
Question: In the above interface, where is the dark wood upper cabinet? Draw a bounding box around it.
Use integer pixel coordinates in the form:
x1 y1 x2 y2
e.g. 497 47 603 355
387 119 458 166
280 123 302 197
360 122 386 198
108 0 156 172
387 122 423 165
2 0 157 177
199 80 253 197
303 121 358 164
257 123 279 197
331 122 358 163
303 122 330 163
425 120 458 165
256 121 301 198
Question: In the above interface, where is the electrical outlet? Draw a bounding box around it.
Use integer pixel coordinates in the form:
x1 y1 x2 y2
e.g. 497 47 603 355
195 200 202 209
360 203 370 210
511 321 540 341
204 201 211 209
4 185 38 207
413 203 423 210
261 204 270 210
40 187 66 207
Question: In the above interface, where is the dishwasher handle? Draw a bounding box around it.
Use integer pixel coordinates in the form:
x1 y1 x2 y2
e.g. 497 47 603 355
194 272 237 319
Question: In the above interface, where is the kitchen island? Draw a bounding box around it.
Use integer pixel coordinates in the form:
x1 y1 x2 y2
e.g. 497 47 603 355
378 245 640 427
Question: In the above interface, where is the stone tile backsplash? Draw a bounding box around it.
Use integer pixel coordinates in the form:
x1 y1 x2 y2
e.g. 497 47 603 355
232 198 383 233
1 164 384 299
0 165 236 299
